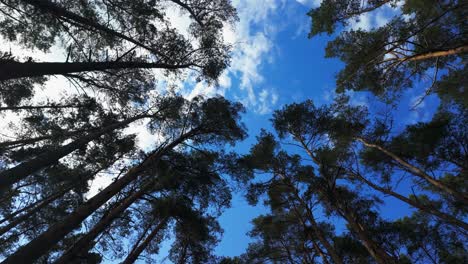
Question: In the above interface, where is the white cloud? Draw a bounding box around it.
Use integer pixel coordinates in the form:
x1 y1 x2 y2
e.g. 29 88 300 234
349 12 373 31
256 88 278 114
295 0 322 7
346 2 401 32
85 173 114 199
375 11 390 28
221 0 284 114
346 90 369 107
1 0 290 199
156 0 283 115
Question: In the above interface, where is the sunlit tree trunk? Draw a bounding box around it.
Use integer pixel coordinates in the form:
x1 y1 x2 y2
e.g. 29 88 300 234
406 45 468 61
352 171 468 230
355 137 468 205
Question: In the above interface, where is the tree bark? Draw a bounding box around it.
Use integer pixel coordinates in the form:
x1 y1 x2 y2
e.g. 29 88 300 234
0 103 86 111
280 173 342 264
0 61 193 81
297 138 394 264
0 187 69 237
339 206 396 264
0 165 110 235
352 171 468 230
0 130 195 264
0 114 150 191
121 217 169 264
54 180 157 264
294 193 342 264
355 137 468 205
0 128 94 150
406 45 468 62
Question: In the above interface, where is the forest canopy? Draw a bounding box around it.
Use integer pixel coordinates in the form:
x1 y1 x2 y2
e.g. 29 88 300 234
0 0 466 263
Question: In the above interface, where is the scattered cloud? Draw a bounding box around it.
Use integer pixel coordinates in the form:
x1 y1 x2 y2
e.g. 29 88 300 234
221 0 286 114
349 13 373 31
348 2 400 31
295 0 322 7
256 88 279 114
85 173 114 199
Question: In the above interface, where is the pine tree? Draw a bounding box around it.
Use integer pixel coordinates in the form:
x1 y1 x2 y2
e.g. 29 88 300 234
308 0 467 105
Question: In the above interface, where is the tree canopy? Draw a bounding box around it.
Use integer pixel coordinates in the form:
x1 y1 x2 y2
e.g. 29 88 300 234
0 0 466 263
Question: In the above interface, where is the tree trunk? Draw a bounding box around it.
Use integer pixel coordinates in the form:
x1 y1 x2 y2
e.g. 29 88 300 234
0 187 69 237
21 0 168 59
339 206 396 264
0 103 86 111
0 114 150 191
295 194 342 264
296 138 392 263
0 128 95 151
355 137 468 205
54 181 157 264
292 140 344 263
407 45 468 61
121 217 169 264
0 165 110 235
282 175 342 264
0 130 194 264
0 61 192 81
352 171 468 230
311 241 330 264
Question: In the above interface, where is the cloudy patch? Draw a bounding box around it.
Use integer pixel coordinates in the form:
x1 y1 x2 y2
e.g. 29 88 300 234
221 0 285 114
347 2 400 31
295 0 322 7
256 88 279 115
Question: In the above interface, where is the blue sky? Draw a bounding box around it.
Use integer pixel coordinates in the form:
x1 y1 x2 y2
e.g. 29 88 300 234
198 0 441 259
0 0 443 262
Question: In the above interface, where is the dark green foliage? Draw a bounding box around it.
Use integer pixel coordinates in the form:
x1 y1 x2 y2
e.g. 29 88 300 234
308 0 468 101
234 97 467 263
1 0 467 262
308 0 398 37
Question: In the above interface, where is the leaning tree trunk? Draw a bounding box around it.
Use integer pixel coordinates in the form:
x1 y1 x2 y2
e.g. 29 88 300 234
0 103 86 111
121 217 169 264
0 164 111 235
290 188 343 264
339 204 397 264
355 137 468 205
54 180 158 264
406 45 468 62
293 139 349 264
0 128 94 152
297 138 392 263
0 61 192 81
0 114 151 191
289 201 331 264
0 130 195 264
352 171 468 230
